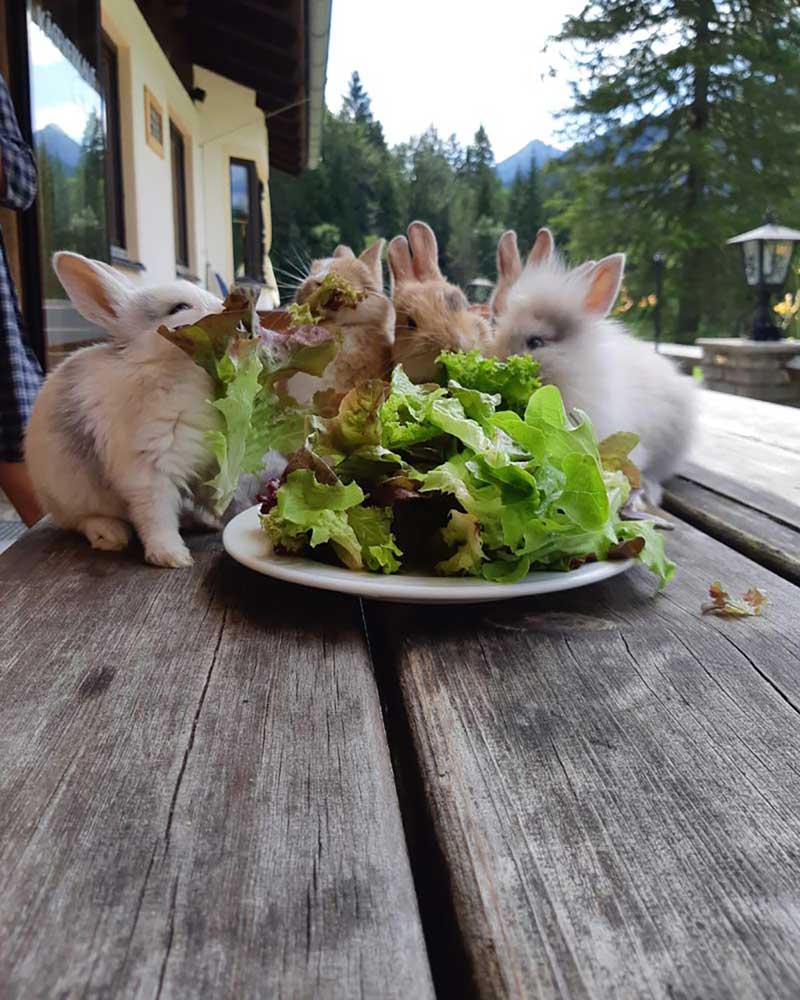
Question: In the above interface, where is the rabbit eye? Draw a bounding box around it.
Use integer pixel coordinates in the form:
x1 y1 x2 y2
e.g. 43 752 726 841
168 302 192 316
407 316 417 329
526 335 545 349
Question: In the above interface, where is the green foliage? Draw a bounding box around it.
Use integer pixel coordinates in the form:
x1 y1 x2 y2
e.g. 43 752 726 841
270 74 525 297
506 160 544 255
547 0 800 341
36 110 108 297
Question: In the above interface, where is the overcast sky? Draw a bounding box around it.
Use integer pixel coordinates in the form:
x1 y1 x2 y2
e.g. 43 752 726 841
324 0 585 163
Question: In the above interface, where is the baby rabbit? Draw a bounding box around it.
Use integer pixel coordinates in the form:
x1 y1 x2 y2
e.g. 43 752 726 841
388 221 492 382
25 253 223 567
490 228 597 323
493 241 697 504
293 240 395 406
489 228 556 322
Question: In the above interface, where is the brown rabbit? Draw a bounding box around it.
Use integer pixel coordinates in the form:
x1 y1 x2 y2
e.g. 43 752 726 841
388 221 492 382
293 240 395 407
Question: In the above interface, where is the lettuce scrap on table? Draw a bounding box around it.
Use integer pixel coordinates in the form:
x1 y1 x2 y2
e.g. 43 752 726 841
162 293 675 586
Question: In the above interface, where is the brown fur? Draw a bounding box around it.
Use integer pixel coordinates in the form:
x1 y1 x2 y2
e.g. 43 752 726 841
295 240 395 398
388 221 492 382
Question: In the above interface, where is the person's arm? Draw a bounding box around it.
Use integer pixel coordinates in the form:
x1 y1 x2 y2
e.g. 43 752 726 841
0 74 37 211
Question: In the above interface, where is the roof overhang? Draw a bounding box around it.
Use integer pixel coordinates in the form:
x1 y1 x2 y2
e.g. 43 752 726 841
135 0 331 175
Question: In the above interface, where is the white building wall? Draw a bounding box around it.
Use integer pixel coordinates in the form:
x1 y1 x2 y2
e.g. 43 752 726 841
99 0 276 302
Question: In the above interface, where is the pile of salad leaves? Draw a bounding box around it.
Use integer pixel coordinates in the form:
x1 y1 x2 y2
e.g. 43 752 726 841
162 291 675 586
261 351 675 586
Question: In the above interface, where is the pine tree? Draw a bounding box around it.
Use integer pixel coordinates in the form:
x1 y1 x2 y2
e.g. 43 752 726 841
464 125 502 220
342 71 373 126
553 0 800 340
506 160 543 253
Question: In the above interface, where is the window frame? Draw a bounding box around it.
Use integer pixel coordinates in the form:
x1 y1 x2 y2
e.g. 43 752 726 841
143 85 164 157
229 157 263 284
169 118 189 269
99 32 126 253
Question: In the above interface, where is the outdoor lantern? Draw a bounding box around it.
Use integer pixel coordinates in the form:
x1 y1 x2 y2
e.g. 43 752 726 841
467 276 494 306
727 216 800 341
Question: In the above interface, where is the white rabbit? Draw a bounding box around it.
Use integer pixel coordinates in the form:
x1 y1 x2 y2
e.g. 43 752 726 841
25 253 223 567
493 247 697 504
490 227 596 323
489 228 557 322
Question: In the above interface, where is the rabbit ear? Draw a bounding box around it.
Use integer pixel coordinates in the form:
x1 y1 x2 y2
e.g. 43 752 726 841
444 287 469 312
333 245 355 259
388 235 414 290
527 227 554 268
497 230 522 283
407 221 443 281
572 259 597 279
359 239 385 285
584 254 625 317
53 252 130 328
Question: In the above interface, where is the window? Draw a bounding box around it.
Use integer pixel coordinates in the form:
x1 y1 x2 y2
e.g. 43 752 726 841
170 120 189 268
99 34 125 250
144 86 164 157
230 158 263 282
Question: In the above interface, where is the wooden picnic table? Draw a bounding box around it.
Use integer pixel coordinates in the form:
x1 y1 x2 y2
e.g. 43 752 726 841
663 389 800 583
1 388 799 999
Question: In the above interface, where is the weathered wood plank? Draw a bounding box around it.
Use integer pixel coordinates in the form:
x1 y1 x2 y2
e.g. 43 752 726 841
663 475 800 583
370 519 800 999
683 389 800 526
0 520 25 555
0 526 433 999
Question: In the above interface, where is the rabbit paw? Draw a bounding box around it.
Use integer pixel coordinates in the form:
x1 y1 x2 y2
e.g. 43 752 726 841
79 516 132 552
145 540 194 568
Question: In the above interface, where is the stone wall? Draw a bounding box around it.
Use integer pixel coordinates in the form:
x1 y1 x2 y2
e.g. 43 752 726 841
697 338 800 406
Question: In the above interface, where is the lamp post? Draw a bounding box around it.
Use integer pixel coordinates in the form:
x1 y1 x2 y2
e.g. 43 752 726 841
727 215 800 341
652 251 664 351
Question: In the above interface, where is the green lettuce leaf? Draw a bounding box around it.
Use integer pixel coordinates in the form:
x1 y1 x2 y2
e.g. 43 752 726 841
615 521 676 588
380 366 447 450
335 445 417 485
437 350 541 413
205 338 263 513
524 385 600 466
559 453 611 531
262 469 365 568
347 506 403 573
314 380 387 454
448 381 501 428
436 511 485 575
481 555 532 583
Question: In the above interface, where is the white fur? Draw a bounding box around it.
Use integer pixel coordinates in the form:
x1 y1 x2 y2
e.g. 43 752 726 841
25 253 223 567
495 254 698 503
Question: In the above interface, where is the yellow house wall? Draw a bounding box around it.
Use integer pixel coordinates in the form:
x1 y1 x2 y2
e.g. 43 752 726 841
100 0 275 300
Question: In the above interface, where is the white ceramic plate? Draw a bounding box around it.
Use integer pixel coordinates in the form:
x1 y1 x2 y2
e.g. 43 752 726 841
223 505 635 605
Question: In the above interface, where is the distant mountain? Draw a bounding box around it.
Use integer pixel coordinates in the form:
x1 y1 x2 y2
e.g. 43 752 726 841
496 140 566 186
34 124 81 175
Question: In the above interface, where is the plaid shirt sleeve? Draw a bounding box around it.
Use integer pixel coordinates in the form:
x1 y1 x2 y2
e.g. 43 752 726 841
0 75 37 212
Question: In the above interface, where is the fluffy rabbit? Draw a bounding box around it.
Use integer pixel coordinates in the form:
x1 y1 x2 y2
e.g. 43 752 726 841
493 249 697 504
489 228 556 321
388 221 492 382
25 253 224 567
292 240 395 406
